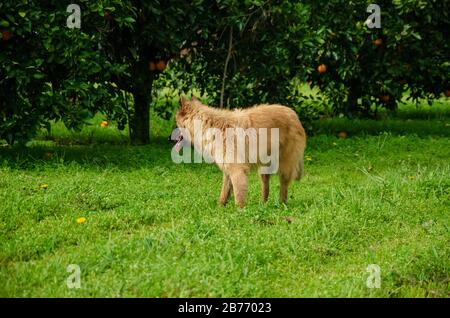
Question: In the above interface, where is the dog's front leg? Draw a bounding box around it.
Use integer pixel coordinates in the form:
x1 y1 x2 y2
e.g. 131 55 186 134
229 169 249 208
219 173 232 206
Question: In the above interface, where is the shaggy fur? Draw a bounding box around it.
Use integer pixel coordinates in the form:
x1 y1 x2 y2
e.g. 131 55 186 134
176 96 306 208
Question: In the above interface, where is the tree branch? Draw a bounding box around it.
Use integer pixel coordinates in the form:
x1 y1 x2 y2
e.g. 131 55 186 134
220 27 233 108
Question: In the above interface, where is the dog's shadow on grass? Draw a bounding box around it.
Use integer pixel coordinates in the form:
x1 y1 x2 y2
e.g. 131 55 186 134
0 136 178 171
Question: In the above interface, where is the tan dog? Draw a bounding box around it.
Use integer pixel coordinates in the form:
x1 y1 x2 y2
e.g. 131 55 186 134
174 96 306 208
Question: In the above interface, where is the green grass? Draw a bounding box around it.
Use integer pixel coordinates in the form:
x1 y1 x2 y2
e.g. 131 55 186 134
0 103 449 297
316 101 450 138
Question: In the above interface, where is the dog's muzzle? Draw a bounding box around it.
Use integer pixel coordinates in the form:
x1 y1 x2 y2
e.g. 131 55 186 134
174 134 184 152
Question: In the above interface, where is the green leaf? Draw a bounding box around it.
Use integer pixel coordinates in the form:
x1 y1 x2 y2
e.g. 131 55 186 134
124 17 136 23
18 12 26 18
411 33 422 40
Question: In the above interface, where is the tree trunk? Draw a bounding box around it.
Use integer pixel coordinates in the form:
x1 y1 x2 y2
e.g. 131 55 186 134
346 82 360 116
220 26 233 108
347 90 358 115
129 63 153 145
130 90 151 145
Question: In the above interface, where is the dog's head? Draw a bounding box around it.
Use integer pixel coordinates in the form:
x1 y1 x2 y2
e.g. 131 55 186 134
175 95 200 127
170 96 200 151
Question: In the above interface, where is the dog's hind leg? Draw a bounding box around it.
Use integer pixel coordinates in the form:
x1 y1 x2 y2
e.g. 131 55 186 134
229 168 249 208
259 173 270 202
279 173 292 204
219 173 232 206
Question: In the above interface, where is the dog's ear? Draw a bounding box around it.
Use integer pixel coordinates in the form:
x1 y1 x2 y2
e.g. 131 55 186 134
178 96 189 116
180 95 187 106
180 96 189 109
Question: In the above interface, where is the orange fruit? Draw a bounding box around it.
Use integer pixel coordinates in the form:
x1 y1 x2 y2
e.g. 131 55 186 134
317 64 327 74
104 10 112 20
156 60 166 72
338 131 347 139
149 61 156 72
373 38 383 46
379 95 390 103
100 120 109 127
2 31 11 42
284 216 295 224
444 90 450 97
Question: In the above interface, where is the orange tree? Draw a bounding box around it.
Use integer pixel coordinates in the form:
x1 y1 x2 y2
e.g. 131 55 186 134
0 1 127 144
179 0 448 118
0 0 214 145
297 0 450 116
1 0 316 145
1 1 448 145
172 1 312 107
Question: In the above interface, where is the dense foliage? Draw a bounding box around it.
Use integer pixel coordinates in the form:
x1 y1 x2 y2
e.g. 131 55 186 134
1 0 448 145
184 0 449 116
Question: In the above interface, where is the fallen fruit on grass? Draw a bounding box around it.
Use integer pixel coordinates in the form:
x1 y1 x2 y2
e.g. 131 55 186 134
444 89 450 97
76 217 87 224
284 216 295 224
338 131 347 139
100 120 109 127
317 64 327 74
43 152 54 160
40 183 48 189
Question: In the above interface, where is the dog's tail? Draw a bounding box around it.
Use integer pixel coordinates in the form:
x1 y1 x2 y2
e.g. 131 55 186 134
295 155 304 181
295 132 306 180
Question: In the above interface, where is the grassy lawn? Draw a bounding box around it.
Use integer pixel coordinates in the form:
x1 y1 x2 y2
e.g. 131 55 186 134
0 102 449 297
